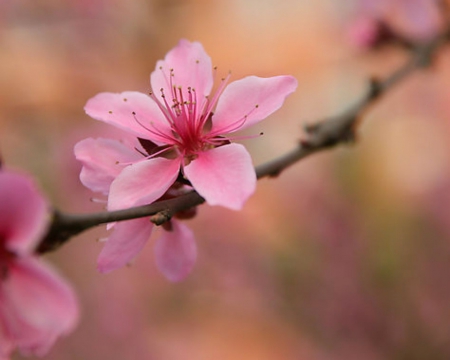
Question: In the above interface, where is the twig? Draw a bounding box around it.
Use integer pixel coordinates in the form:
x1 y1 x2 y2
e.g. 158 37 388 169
37 27 450 253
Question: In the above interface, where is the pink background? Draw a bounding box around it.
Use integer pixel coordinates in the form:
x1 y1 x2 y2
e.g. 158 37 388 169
2 0 450 359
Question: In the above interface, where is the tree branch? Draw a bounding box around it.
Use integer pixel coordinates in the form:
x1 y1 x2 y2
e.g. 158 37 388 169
37 27 450 254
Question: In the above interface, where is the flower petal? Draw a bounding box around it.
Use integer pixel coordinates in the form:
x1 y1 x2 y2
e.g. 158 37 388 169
150 39 213 99
211 75 297 134
184 144 256 210
85 91 172 143
0 315 14 359
0 171 49 254
1 257 78 357
154 220 197 282
108 157 181 211
74 138 142 194
97 219 153 273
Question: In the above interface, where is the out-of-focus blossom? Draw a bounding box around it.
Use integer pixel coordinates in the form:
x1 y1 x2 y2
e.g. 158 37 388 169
348 0 443 48
0 170 78 359
75 39 296 280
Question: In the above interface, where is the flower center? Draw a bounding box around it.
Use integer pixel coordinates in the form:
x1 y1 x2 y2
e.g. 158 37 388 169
144 68 234 159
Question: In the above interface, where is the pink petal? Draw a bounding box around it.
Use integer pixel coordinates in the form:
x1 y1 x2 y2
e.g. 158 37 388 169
184 144 256 210
154 220 197 282
0 171 49 255
211 75 297 134
85 91 171 143
108 157 181 211
150 39 213 99
97 219 153 273
1 257 78 357
0 322 13 359
74 137 142 194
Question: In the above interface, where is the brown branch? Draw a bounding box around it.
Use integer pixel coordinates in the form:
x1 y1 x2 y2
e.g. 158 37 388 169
37 27 450 254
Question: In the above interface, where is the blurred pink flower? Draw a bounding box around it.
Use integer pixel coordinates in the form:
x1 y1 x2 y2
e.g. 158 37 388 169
387 0 443 41
83 39 297 211
0 170 78 359
75 138 197 281
348 0 443 48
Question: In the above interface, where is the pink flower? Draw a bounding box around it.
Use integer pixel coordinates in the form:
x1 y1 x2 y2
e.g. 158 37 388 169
0 170 79 358
75 137 197 281
75 40 296 280
348 0 443 47
386 0 443 41
84 39 297 211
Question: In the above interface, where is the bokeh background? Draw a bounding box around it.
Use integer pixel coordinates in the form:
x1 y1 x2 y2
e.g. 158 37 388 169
2 0 450 359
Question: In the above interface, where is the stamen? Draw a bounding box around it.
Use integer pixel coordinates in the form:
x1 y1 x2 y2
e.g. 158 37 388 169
148 91 175 125
200 72 232 129
208 103 260 136
131 111 176 145
159 89 178 126
177 87 190 125
134 147 148 157
158 65 174 96
190 88 198 127
205 131 264 146
142 145 177 160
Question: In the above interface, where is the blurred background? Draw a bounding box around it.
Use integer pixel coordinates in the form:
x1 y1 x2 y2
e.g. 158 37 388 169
2 0 450 359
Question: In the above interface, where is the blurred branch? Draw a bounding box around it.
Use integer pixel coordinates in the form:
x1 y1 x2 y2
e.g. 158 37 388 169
37 27 450 254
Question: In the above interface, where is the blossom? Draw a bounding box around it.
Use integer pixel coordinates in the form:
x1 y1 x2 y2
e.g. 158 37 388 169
348 0 443 48
75 39 296 280
0 170 78 358
384 0 443 41
75 137 197 281
84 39 297 211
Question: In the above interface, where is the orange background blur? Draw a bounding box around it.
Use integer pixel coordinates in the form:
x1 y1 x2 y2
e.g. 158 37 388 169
3 1 450 359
